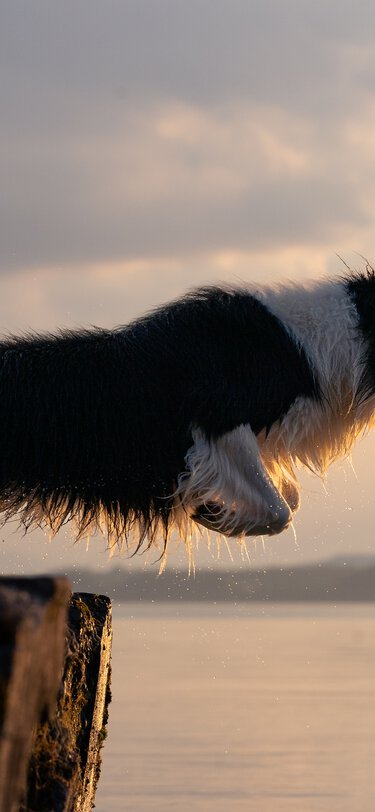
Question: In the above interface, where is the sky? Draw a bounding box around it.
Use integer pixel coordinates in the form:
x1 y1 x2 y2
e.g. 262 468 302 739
1 1 375 575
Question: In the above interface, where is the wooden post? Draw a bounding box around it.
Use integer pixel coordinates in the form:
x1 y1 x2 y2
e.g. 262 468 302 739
0 577 112 812
0 577 71 812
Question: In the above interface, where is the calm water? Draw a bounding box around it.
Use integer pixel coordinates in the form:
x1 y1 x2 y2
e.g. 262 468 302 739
95 603 375 812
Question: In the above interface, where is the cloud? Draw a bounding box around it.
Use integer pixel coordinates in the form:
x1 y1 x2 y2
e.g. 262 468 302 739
0 97 373 274
3 1 375 117
1 1 375 278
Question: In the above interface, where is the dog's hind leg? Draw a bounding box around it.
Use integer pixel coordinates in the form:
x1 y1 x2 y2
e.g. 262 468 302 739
177 425 292 538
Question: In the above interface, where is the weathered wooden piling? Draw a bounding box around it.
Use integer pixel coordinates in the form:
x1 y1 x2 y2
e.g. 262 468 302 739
0 577 112 812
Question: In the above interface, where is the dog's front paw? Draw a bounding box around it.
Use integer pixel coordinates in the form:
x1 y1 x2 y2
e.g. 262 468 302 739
192 501 291 538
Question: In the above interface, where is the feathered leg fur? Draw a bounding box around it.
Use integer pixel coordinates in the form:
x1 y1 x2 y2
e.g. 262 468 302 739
176 425 292 537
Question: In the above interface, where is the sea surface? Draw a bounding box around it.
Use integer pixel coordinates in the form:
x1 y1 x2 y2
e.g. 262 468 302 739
95 603 375 812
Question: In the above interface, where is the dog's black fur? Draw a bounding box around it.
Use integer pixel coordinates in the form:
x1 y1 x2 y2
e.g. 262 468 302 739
347 272 375 399
0 287 319 550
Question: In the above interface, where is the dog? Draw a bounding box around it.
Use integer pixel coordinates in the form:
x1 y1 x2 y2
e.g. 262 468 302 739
0 268 374 557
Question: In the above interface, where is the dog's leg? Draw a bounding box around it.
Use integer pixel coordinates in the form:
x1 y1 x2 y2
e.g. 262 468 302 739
177 425 292 537
260 451 301 514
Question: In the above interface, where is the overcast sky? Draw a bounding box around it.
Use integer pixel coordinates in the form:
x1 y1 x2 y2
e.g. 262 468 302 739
1 1 375 575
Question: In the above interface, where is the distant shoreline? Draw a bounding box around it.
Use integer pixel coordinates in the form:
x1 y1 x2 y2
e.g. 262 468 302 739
61 557 375 602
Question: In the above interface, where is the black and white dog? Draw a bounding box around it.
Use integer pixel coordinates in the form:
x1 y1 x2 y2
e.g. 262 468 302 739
0 269 374 556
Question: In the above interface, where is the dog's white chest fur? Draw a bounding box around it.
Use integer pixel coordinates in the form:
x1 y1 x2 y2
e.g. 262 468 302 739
177 277 375 541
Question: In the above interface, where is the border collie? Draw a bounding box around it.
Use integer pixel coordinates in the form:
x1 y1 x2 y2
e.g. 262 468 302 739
0 269 374 557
